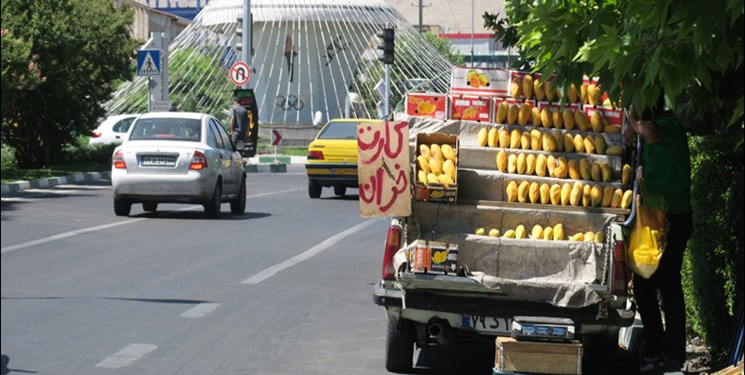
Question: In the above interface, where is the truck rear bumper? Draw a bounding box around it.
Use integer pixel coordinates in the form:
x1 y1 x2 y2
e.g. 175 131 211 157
373 281 635 330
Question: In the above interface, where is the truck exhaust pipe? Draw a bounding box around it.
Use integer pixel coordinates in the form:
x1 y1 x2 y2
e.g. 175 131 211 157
428 323 443 337
427 321 453 344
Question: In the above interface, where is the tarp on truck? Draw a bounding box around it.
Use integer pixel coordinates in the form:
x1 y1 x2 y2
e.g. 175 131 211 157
395 116 629 308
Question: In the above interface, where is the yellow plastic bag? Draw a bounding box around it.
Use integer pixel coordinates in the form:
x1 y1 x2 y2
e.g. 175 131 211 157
628 195 669 279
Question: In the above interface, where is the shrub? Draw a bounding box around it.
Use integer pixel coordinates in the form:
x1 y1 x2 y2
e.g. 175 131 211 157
58 136 117 166
684 133 745 365
1 144 17 170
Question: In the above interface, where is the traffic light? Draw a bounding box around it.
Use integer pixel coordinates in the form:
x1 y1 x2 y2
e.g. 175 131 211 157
235 13 253 62
235 16 245 56
376 28 395 65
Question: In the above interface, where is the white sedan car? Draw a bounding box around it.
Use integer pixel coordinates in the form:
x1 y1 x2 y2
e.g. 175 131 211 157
90 114 140 145
111 112 246 218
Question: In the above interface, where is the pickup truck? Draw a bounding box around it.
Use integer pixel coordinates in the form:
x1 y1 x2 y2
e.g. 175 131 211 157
373 116 639 372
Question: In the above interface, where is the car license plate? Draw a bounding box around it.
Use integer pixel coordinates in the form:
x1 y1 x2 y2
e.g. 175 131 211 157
331 168 356 176
140 156 176 167
462 315 512 334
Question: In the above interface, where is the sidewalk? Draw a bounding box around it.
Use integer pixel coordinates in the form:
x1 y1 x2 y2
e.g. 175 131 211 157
1 155 307 195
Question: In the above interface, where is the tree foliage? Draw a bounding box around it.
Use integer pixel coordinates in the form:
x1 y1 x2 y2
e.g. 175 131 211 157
485 0 743 139
422 32 465 67
0 0 139 168
1 28 45 116
484 0 744 361
114 47 232 116
685 134 744 363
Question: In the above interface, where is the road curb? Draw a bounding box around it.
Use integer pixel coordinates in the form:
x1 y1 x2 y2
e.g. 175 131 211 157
1 171 112 195
1 157 307 194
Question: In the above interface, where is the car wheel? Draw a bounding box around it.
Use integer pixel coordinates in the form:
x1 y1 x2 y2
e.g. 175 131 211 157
142 202 158 212
333 185 346 196
230 177 246 214
204 182 222 218
385 319 415 372
114 197 131 216
308 180 322 199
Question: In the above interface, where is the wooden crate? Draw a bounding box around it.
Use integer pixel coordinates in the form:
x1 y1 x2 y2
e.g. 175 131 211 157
495 337 583 375
413 132 459 203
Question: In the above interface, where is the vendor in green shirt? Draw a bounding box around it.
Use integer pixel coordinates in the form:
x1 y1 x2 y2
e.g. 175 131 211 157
625 93 693 374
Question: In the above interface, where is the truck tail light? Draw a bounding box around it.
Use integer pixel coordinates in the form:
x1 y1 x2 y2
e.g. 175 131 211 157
611 240 629 296
190 150 207 170
382 223 402 281
307 150 324 160
112 150 126 169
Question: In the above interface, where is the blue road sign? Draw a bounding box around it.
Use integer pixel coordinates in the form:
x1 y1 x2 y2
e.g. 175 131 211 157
137 50 161 76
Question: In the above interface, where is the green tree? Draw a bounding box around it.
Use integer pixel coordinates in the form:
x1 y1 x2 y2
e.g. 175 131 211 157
1 28 44 117
0 0 139 168
484 0 744 363
422 32 465 67
484 1 744 137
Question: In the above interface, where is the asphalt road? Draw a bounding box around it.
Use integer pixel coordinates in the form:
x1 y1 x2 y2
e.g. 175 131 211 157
1 165 495 375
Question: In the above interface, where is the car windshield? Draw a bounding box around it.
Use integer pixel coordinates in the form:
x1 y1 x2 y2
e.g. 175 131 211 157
316 121 359 140
129 118 201 141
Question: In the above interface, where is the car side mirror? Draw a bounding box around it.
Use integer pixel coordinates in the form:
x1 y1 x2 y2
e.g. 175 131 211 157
234 140 245 152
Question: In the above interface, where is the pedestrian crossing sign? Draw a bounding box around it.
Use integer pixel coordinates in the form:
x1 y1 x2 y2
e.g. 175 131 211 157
137 50 161 76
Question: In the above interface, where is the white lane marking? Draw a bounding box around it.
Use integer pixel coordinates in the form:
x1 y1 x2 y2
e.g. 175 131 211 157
1 197 41 203
95 343 158 368
1 219 147 253
1 188 304 254
241 219 380 285
246 187 303 198
180 302 221 319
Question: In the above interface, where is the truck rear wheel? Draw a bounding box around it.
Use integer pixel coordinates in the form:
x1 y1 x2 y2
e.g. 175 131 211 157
385 318 415 373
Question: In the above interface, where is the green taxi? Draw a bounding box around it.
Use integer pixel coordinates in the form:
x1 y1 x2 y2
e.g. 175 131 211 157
305 119 383 198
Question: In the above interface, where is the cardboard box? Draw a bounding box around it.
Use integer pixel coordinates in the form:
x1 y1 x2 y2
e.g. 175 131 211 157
450 66 510 97
581 76 611 105
410 240 430 273
406 93 448 120
506 70 548 100
495 337 583 375
449 95 492 123
493 98 536 125
584 106 623 127
413 132 459 203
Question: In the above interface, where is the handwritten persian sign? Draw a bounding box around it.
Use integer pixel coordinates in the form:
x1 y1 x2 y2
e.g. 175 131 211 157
358 120 411 217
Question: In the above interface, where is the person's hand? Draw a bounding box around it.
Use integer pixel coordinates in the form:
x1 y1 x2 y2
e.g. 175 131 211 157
627 104 639 125
624 107 638 145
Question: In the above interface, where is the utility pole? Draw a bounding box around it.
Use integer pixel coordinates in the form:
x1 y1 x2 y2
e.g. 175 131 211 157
411 0 430 33
418 0 423 33
470 0 475 68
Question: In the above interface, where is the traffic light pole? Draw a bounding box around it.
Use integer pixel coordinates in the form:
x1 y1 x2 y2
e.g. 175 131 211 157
242 0 250 88
383 63 390 120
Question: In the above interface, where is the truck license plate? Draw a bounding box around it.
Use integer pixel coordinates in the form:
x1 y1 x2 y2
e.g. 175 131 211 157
462 315 512 334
